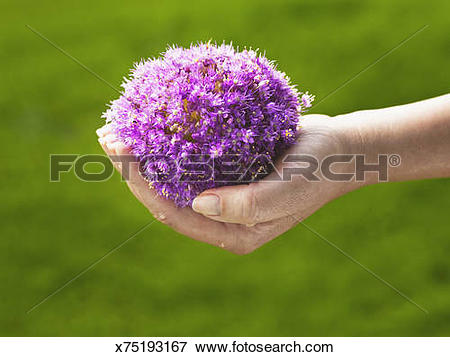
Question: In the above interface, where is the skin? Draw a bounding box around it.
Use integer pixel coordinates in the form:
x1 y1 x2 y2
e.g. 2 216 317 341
97 94 450 254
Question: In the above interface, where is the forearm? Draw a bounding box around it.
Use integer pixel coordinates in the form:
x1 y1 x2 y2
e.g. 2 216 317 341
340 94 450 184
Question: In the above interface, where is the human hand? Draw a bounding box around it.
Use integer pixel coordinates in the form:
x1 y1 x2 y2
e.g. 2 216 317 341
97 94 450 254
97 114 361 254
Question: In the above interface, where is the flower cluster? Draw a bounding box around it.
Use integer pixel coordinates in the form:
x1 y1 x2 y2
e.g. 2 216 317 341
103 43 314 207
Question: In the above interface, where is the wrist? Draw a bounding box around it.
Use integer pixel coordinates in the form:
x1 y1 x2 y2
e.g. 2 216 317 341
334 96 450 184
331 110 383 187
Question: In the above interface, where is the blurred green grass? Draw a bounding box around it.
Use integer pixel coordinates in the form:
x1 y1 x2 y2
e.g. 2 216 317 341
1 0 449 336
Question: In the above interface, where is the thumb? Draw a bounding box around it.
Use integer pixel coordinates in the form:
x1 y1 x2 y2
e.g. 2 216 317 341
192 181 290 225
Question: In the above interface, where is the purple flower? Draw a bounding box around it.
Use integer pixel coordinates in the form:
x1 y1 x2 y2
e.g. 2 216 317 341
301 92 314 108
103 42 313 207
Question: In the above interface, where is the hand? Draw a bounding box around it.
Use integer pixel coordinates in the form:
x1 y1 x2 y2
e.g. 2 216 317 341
97 94 450 254
97 114 360 254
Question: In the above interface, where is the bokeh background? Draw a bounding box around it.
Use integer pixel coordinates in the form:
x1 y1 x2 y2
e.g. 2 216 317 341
2 0 449 336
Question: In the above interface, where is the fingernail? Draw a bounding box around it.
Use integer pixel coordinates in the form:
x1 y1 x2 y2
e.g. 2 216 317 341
111 141 127 151
192 194 221 216
96 127 107 137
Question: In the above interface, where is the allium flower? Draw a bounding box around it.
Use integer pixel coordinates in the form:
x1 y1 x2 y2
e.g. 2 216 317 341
103 43 313 207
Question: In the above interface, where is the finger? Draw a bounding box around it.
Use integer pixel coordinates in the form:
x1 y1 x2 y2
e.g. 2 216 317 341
96 124 113 138
102 134 118 149
192 180 296 225
247 214 300 251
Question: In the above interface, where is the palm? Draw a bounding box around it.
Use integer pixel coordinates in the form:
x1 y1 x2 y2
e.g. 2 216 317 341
97 114 347 254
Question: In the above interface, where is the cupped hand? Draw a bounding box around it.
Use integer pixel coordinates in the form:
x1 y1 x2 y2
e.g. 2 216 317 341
97 114 360 254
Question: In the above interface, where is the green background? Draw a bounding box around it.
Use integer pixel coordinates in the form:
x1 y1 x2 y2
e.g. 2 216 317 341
1 0 449 336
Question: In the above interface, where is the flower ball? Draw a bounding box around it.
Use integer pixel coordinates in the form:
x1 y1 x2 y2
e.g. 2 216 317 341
103 43 314 207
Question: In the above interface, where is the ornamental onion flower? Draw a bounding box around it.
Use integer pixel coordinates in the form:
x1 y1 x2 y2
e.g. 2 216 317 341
103 42 314 207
